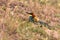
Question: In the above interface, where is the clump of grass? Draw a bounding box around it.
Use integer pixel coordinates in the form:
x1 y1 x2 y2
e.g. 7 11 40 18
31 26 48 37
54 13 60 17
39 0 46 5
2 5 6 11
17 21 48 40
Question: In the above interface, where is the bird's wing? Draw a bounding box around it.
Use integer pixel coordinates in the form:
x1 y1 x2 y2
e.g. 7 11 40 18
34 17 40 22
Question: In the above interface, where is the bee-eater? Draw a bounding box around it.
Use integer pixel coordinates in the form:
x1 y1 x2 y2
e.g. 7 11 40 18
26 12 51 29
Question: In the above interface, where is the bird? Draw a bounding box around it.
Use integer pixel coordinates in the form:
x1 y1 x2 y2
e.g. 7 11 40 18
26 12 39 22
26 12 51 29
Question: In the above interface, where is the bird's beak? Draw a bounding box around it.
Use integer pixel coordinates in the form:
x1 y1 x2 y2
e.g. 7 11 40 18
26 12 30 14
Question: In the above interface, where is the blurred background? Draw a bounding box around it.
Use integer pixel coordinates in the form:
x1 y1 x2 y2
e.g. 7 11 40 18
0 0 60 40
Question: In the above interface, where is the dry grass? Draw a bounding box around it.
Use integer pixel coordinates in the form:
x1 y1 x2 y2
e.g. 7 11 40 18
0 0 60 40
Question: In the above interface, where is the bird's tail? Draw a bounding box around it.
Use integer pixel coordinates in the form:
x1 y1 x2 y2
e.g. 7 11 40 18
38 21 51 29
